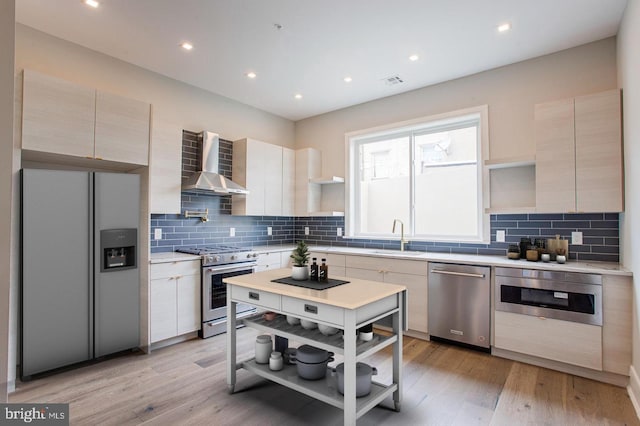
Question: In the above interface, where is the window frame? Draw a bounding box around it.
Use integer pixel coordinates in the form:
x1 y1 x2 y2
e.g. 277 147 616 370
345 105 490 243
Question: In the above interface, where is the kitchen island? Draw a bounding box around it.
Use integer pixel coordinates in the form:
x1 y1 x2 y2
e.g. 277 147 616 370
224 268 407 426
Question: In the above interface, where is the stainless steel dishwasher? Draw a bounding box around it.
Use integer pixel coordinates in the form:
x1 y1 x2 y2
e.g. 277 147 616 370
428 262 491 349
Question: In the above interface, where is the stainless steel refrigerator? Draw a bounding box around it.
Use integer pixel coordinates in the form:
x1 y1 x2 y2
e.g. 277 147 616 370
21 169 140 378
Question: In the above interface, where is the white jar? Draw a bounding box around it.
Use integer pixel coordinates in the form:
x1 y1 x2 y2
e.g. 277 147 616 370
269 351 283 371
255 335 272 364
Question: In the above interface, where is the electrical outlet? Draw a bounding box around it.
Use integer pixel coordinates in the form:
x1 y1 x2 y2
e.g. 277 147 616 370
154 228 162 240
267 226 272 236
304 226 310 236
337 227 343 237
229 227 235 237
496 230 505 243
571 231 583 245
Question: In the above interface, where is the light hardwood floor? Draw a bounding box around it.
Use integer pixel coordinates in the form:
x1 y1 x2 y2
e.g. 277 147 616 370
10 328 640 425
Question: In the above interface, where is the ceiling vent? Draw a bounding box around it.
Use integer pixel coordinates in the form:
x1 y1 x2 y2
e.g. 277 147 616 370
382 75 404 86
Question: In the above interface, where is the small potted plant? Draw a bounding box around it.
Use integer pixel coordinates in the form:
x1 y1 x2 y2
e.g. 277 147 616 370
290 240 310 280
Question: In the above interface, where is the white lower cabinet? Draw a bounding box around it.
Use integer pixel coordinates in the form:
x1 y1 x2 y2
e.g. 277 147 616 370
150 260 201 343
256 251 287 272
494 310 602 371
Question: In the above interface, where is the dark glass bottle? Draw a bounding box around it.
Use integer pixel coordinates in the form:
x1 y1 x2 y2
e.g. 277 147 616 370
310 257 318 281
319 258 328 282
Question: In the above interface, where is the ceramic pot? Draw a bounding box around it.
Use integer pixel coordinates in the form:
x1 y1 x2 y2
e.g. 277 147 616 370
291 345 334 380
334 362 378 397
291 265 309 280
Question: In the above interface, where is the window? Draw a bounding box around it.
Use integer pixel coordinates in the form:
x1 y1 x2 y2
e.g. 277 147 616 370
346 106 489 243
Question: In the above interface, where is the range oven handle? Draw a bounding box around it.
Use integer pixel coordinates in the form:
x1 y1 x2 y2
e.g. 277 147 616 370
205 264 256 274
430 269 485 279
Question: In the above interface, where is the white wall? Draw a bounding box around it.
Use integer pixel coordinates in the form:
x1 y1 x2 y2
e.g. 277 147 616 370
295 38 618 180
617 0 640 411
15 24 295 147
0 0 15 401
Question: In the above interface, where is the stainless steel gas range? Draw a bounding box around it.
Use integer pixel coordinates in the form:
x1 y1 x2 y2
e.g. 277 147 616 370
176 245 258 338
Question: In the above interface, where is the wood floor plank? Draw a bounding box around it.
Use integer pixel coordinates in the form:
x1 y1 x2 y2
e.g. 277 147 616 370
8 329 639 426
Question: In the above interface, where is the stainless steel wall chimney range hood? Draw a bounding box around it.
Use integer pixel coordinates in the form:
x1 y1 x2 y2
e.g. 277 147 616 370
181 131 249 195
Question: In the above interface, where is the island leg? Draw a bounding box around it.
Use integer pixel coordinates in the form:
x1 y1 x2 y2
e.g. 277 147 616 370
343 309 357 426
226 298 237 394
392 291 404 411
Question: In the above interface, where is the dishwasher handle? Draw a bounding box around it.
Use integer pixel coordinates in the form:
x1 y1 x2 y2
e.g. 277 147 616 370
430 269 485 279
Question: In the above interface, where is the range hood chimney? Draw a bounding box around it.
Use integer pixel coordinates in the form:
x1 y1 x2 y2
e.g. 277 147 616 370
181 131 249 195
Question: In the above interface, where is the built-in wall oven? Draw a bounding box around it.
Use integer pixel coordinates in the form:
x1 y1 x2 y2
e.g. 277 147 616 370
495 267 602 326
177 246 258 338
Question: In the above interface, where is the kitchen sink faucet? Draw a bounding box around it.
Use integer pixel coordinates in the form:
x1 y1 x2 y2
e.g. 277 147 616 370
392 219 407 251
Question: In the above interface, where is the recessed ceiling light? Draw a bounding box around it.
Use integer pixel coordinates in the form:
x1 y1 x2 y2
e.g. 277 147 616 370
294 94 303 99
84 0 99 8
497 23 511 33
344 76 352 83
409 54 419 62
181 42 194 51
247 72 257 79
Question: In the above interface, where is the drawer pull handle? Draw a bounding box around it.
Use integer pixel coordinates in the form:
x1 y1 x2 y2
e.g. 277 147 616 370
249 292 260 300
304 304 318 315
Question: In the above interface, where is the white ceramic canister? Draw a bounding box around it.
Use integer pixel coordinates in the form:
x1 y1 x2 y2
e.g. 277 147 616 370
255 335 273 364
269 351 283 371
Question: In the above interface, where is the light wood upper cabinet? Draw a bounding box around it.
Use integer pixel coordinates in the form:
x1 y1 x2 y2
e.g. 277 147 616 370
535 89 623 213
534 98 576 213
575 90 623 212
232 138 294 216
22 69 95 158
95 91 150 165
21 69 150 166
149 119 182 214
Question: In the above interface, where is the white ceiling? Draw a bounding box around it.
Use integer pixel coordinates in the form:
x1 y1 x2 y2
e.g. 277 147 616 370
16 0 628 121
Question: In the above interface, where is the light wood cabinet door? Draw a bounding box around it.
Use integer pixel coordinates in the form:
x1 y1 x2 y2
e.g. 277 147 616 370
345 267 384 282
575 90 623 212
384 272 428 333
150 277 178 343
494 311 602 370
95 91 150 165
602 275 632 375
535 98 576 213
176 274 201 335
149 119 182 214
22 69 95 158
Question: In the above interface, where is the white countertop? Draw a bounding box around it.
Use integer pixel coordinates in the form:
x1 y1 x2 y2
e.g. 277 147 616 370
150 245 630 276
224 267 406 310
309 246 631 276
149 252 201 264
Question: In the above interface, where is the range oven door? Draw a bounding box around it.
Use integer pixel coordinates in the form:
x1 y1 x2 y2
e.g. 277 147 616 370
201 263 256 338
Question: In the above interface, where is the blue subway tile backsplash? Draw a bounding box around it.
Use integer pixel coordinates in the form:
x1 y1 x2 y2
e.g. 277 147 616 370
149 130 620 263
151 201 619 262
